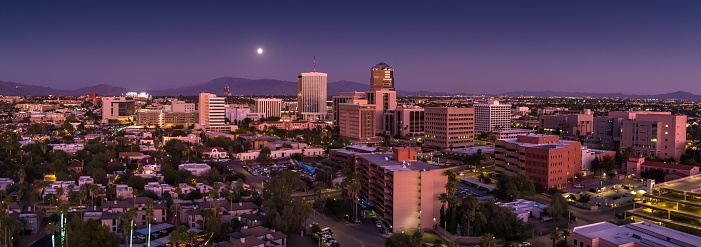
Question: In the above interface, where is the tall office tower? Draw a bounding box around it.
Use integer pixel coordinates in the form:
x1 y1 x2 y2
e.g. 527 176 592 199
254 98 282 119
297 71 327 120
384 107 425 138
332 92 366 125
474 100 512 133
495 134 581 189
370 62 395 91
198 93 226 129
338 102 376 141
594 111 686 160
171 100 197 113
424 107 475 149
102 97 136 122
366 89 397 131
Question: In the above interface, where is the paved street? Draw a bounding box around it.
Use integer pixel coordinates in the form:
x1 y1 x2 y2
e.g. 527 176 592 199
308 209 386 247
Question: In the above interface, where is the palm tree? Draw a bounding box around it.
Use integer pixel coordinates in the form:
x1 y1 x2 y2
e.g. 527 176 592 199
561 229 571 246
463 197 480 236
411 231 423 247
438 193 449 209
350 181 361 222
44 222 60 247
549 231 560 247
56 187 64 205
443 170 457 196
146 201 154 247
18 169 26 183
169 203 180 226
120 209 137 246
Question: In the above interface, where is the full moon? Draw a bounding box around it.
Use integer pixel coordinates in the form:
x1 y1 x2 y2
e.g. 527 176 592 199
257 48 263 54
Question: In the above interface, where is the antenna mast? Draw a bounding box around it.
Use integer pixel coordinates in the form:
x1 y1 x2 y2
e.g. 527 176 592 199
313 56 316 72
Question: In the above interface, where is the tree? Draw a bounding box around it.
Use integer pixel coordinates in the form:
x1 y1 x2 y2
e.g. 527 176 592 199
262 170 311 234
480 233 496 247
549 231 560 247
641 168 666 183
385 233 412 247
561 229 571 246
146 201 155 245
546 192 569 227
65 215 120 247
411 231 423 247
494 174 535 201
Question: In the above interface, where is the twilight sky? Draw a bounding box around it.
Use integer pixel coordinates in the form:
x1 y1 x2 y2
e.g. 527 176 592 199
2 0 701 94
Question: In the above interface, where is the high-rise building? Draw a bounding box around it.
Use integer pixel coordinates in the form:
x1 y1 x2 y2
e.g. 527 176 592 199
297 72 327 120
424 107 475 149
338 102 375 141
384 107 425 138
370 62 395 91
594 111 687 160
171 100 197 113
495 134 581 189
474 100 511 133
254 98 282 119
366 89 397 131
102 97 136 122
332 92 366 125
198 93 227 130
355 147 447 231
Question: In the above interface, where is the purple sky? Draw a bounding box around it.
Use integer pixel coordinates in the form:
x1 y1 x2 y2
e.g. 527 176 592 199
2 1 701 94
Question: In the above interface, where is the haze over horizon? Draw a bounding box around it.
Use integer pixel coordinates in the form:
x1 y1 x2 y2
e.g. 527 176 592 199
2 1 701 95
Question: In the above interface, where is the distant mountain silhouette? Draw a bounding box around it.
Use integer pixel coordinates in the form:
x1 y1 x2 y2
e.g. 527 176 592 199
501 90 701 101
2 79 700 100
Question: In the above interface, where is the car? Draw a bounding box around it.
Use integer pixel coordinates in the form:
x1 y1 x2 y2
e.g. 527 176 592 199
376 223 382 228
574 184 585 188
519 242 531 247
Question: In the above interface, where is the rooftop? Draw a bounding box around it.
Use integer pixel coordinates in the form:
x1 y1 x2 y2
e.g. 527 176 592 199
657 173 701 192
573 221 701 247
357 153 442 172
641 161 697 171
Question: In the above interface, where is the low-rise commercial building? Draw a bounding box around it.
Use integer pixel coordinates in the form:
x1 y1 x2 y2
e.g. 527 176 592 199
573 221 701 247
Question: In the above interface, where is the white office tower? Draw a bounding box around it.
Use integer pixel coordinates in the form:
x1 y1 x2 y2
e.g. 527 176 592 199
474 100 511 133
254 98 282 118
297 72 327 120
198 93 227 131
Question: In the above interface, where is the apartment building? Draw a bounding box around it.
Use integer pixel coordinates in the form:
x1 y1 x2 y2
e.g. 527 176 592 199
495 134 581 188
424 107 475 149
355 147 447 231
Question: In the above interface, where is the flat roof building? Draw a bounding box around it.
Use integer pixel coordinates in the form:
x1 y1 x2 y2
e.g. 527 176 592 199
338 103 376 141
573 221 701 247
474 100 511 133
495 134 581 189
424 107 475 149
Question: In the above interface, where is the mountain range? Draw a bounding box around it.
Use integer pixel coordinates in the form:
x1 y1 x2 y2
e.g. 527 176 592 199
1 78 700 100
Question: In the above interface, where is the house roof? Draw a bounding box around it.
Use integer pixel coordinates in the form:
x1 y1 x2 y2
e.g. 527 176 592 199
205 147 226 153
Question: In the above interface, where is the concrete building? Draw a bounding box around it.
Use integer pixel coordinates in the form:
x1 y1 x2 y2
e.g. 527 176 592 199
625 156 699 179
171 100 196 113
297 72 327 120
594 111 687 160
539 113 594 137
491 129 537 139
370 62 395 91
495 134 581 189
338 103 376 141
581 147 616 176
137 110 198 128
424 107 475 149
332 92 366 125
366 89 397 131
198 93 228 131
474 100 511 133
573 221 701 247
383 107 424 138
225 107 252 124
102 97 135 122
254 98 282 118
15 104 59 112
355 147 447 231
494 199 548 222
235 147 324 161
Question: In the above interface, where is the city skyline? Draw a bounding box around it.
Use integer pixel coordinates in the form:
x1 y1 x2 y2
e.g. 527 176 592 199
3 1 701 94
